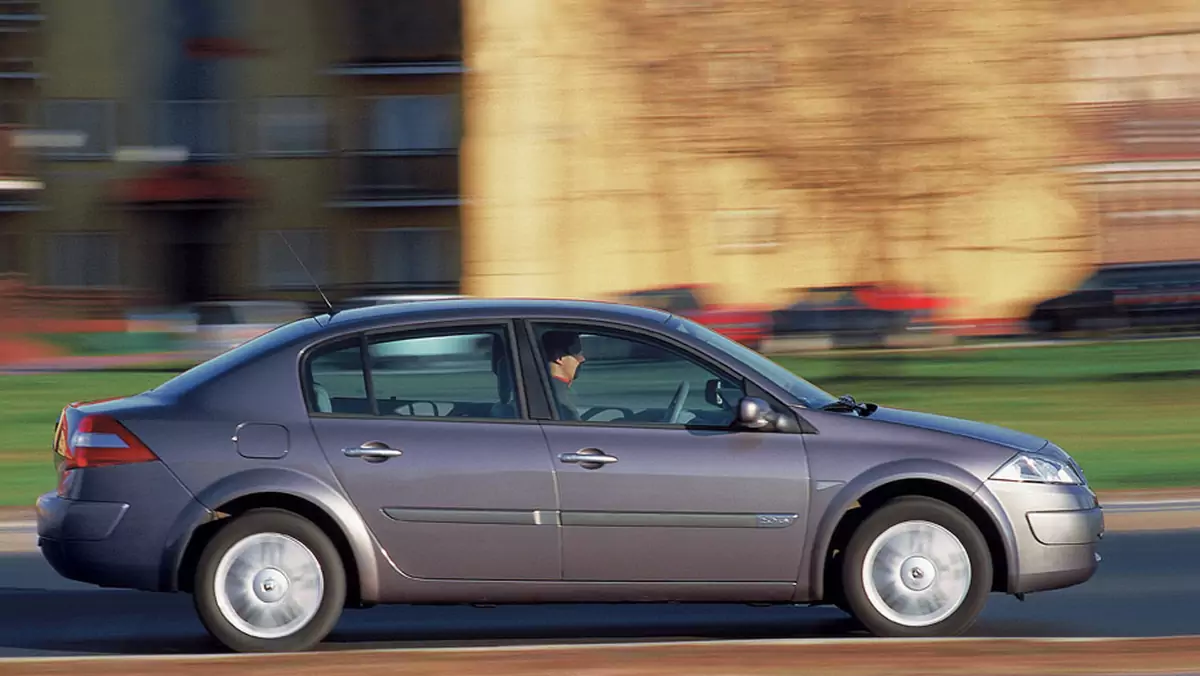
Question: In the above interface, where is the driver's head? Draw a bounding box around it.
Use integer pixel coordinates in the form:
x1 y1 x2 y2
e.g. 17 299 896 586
542 330 585 383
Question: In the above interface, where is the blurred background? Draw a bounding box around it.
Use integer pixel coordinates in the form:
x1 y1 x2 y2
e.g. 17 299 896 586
0 0 1197 502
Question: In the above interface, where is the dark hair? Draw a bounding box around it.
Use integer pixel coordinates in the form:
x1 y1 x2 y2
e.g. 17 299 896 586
541 330 582 361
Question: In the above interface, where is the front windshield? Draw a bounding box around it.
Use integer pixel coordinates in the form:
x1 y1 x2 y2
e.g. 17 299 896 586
666 315 837 409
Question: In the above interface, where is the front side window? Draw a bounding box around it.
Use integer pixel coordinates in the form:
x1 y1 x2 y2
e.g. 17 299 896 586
666 315 837 409
304 325 521 421
529 322 745 428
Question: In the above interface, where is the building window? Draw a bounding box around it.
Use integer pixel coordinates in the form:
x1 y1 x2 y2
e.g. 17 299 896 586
367 227 458 285
0 231 18 273
0 100 31 126
257 229 328 289
41 100 115 159
45 232 120 287
148 100 236 158
365 95 460 151
256 97 329 156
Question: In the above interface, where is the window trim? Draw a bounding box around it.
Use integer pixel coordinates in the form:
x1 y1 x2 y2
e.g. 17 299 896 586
300 318 532 424
252 95 330 158
521 317 789 432
40 98 116 161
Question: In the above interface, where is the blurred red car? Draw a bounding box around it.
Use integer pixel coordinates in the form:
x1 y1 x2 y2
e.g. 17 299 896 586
616 284 771 349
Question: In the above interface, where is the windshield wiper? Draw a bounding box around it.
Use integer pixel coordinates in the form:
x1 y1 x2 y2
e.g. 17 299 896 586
821 394 878 417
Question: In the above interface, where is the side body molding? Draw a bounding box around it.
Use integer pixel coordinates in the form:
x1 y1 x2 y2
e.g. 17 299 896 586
800 459 1019 602
159 468 384 604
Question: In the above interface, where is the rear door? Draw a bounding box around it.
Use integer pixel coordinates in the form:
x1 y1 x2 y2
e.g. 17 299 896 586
306 320 561 581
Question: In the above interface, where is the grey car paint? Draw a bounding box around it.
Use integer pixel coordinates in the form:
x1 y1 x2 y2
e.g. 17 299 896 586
35 298 1102 635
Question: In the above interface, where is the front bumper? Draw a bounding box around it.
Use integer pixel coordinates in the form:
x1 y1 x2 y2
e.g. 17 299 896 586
981 479 1104 595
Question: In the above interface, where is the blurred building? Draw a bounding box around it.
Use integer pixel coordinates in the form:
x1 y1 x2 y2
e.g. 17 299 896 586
2 0 1199 325
1063 28 1200 265
0 2 43 280
0 0 462 311
459 0 1200 322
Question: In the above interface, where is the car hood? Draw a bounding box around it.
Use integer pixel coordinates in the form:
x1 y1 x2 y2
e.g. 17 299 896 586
863 406 1049 453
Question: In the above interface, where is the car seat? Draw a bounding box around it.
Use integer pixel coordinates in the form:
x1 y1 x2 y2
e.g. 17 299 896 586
489 335 517 418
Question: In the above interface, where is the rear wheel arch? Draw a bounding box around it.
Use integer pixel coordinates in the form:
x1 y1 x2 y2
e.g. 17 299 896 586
169 470 382 607
812 474 1014 603
177 492 368 608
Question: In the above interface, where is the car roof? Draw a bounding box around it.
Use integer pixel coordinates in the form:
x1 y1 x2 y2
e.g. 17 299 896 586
150 298 676 399
318 297 674 332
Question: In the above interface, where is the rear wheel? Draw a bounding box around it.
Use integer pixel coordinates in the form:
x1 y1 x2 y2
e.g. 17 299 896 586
193 508 346 652
840 496 991 637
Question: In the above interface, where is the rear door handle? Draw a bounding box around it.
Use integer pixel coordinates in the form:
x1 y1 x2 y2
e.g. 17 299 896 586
558 450 618 468
343 441 403 463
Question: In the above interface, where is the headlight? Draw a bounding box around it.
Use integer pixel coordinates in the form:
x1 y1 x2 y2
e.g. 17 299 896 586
990 452 1083 485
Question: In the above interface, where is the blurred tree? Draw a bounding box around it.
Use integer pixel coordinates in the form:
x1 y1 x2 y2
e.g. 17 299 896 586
597 0 1084 293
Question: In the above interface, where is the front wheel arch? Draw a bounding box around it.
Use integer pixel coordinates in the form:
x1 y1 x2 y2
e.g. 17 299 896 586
813 475 1012 604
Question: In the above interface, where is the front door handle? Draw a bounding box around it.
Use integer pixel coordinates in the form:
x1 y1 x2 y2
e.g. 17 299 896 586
343 441 403 463
558 449 618 469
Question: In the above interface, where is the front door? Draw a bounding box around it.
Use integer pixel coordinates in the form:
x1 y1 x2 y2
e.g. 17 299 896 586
306 322 560 582
527 321 810 593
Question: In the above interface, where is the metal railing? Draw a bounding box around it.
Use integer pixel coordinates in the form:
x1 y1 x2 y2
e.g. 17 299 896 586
340 150 459 202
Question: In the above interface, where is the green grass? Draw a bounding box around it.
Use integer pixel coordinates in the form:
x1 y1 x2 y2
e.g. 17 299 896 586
34 332 187 356
0 338 1196 506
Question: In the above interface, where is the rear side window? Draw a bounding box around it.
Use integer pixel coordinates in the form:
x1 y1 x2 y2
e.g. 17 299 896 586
308 338 370 415
304 324 522 420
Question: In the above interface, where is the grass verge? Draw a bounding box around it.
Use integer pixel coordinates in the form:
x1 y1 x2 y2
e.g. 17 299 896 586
0 338 1196 507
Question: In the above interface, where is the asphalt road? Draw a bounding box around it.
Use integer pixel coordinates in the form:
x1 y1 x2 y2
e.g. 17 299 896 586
0 529 1197 658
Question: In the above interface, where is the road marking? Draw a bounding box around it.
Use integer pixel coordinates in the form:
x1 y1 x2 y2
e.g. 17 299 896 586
0 634 1197 663
0 522 35 532
1103 500 1200 513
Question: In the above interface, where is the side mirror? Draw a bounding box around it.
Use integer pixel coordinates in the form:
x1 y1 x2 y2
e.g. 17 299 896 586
737 396 777 430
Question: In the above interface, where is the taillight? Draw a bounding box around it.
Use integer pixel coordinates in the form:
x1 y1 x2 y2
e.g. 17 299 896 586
61 414 159 471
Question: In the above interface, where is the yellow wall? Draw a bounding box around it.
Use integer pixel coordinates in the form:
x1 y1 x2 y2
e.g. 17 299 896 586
460 0 1103 320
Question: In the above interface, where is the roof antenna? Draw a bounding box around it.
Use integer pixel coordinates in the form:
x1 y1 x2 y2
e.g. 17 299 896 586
277 230 334 318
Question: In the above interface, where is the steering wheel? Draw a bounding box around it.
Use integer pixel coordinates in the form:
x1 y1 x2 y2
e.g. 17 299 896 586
663 381 691 424
581 406 636 422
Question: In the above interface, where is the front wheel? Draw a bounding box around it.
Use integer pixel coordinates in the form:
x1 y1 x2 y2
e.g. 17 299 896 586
840 496 992 637
193 508 347 653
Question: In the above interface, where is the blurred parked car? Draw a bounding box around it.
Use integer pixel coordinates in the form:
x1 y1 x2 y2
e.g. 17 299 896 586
333 294 467 312
332 294 476 369
190 300 309 358
770 285 914 347
617 284 770 349
1027 260 1200 336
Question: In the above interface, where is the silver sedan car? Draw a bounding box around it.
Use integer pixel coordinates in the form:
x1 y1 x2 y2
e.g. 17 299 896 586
35 298 1103 652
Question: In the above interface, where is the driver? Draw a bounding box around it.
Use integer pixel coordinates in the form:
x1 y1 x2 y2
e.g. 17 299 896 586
542 330 585 420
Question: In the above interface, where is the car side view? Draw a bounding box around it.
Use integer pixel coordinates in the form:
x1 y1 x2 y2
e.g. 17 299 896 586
35 298 1104 653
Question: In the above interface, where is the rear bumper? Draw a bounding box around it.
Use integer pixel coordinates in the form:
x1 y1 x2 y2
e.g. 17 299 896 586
982 479 1104 595
35 461 203 592
36 492 157 591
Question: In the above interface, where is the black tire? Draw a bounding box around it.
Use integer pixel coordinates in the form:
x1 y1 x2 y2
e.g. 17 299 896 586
193 508 347 653
840 496 992 638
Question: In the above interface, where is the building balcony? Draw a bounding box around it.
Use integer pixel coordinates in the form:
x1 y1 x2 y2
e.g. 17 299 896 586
0 123 43 211
330 151 460 208
327 0 463 76
0 1 43 31
0 57 39 79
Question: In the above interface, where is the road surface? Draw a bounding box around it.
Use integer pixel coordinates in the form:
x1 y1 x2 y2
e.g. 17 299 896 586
0 528 1197 658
